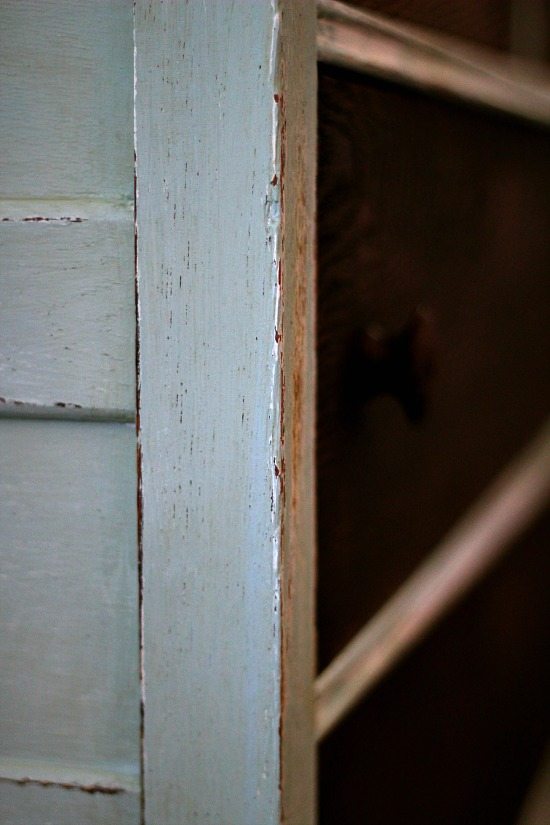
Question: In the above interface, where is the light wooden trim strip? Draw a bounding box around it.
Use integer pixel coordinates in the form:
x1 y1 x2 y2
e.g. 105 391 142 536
315 419 550 741
317 0 550 127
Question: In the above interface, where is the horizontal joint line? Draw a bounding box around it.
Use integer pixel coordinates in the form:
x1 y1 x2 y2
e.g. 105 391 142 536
0 775 131 795
0 399 135 424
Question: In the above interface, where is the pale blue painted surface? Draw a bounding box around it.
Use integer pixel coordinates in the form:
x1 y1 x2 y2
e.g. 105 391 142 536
0 1 139 820
1 1 317 822
0 782 139 825
0 420 140 778
0 0 133 200
135 2 282 822
0 216 135 414
135 2 317 822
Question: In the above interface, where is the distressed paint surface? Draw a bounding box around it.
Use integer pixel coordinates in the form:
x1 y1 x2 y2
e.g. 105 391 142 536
0 0 133 200
0 782 139 825
135 1 316 822
0 216 135 414
0 421 139 781
0 1 139 821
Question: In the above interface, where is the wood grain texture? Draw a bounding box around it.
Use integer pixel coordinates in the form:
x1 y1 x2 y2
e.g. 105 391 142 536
0 216 135 415
0 0 133 200
277 4 318 824
0 420 140 780
0 782 139 825
135 1 316 822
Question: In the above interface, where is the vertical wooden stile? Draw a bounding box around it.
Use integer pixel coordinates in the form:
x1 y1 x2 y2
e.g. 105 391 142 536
134 2 317 822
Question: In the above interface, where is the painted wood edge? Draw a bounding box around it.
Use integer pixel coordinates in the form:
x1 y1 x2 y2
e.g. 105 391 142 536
315 419 550 741
135 3 300 823
317 0 550 127
277 2 318 824
0 759 140 796
0 399 134 423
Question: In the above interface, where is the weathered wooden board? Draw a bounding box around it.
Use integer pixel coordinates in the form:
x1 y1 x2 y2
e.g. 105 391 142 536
0 782 139 825
0 420 140 779
0 0 133 200
135 1 316 822
0 217 135 415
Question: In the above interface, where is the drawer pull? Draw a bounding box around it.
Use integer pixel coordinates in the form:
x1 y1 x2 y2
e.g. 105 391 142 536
350 307 436 422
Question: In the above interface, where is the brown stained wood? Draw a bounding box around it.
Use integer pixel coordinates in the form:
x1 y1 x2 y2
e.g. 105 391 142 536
316 419 550 739
348 0 513 52
317 64 550 824
317 65 550 667
319 512 550 825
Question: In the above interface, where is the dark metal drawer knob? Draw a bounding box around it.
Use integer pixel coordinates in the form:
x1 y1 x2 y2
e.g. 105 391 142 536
348 307 437 423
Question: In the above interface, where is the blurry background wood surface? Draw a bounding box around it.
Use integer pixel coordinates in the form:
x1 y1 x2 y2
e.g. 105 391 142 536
316 2 550 823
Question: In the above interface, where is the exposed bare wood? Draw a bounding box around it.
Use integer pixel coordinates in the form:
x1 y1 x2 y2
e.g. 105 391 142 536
315 419 550 740
317 0 550 126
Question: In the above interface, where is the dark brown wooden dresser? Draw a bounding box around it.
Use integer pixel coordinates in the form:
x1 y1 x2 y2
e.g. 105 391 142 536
316 3 550 822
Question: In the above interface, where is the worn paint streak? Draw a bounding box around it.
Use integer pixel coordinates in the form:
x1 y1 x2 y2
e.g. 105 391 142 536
1 777 124 796
133 102 146 825
0 780 140 825
135 2 288 822
1 216 84 223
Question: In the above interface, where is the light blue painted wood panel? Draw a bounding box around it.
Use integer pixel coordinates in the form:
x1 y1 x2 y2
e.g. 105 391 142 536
0 783 139 825
0 420 140 779
0 217 135 414
0 0 133 200
135 3 282 822
135 2 317 822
